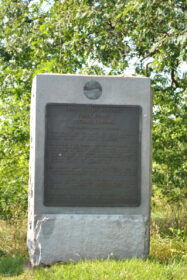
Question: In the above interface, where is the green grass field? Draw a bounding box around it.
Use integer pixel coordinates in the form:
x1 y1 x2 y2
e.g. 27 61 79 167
1 258 186 280
0 199 186 279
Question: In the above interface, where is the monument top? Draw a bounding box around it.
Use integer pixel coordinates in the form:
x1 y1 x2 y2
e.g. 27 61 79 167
35 73 147 78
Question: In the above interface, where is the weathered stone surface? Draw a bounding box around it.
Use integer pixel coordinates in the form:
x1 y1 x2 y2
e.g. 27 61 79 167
28 214 149 266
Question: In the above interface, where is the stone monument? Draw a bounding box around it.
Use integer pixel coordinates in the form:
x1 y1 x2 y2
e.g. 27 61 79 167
27 74 152 266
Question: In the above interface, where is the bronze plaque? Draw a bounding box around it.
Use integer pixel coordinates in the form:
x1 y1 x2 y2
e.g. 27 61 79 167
44 104 141 206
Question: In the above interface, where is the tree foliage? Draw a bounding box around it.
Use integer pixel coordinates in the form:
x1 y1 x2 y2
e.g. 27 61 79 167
0 0 186 219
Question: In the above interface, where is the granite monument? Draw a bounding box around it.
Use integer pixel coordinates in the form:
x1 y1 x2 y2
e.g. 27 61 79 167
27 74 152 266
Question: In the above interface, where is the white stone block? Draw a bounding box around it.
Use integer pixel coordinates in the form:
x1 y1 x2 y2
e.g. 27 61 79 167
28 214 149 266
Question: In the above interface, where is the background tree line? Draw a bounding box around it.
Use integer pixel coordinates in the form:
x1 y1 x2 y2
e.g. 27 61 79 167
0 0 186 220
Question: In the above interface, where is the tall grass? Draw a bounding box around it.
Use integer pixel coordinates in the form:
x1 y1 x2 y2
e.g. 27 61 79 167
0 217 27 259
150 196 186 263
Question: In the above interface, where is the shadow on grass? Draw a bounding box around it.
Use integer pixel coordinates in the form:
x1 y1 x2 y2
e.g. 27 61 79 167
0 249 7 258
0 255 24 277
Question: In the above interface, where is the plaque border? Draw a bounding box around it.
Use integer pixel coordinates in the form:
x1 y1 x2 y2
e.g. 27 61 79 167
43 103 142 207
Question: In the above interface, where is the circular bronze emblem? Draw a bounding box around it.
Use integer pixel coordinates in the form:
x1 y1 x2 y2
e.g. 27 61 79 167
84 81 102 100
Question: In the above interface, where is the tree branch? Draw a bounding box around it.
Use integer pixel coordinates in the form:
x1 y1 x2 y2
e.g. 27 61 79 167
145 61 152 75
140 33 174 62
171 69 179 88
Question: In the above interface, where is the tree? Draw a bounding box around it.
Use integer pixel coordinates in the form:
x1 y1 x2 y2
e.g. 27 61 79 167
0 0 186 219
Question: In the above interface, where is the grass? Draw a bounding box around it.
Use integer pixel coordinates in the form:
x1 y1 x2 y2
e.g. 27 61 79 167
0 199 186 279
0 256 23 277
0 216 27 259
150 198 186 263
0 258 186 280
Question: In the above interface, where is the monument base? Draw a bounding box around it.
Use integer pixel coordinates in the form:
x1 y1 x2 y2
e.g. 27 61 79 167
27 214 149 266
